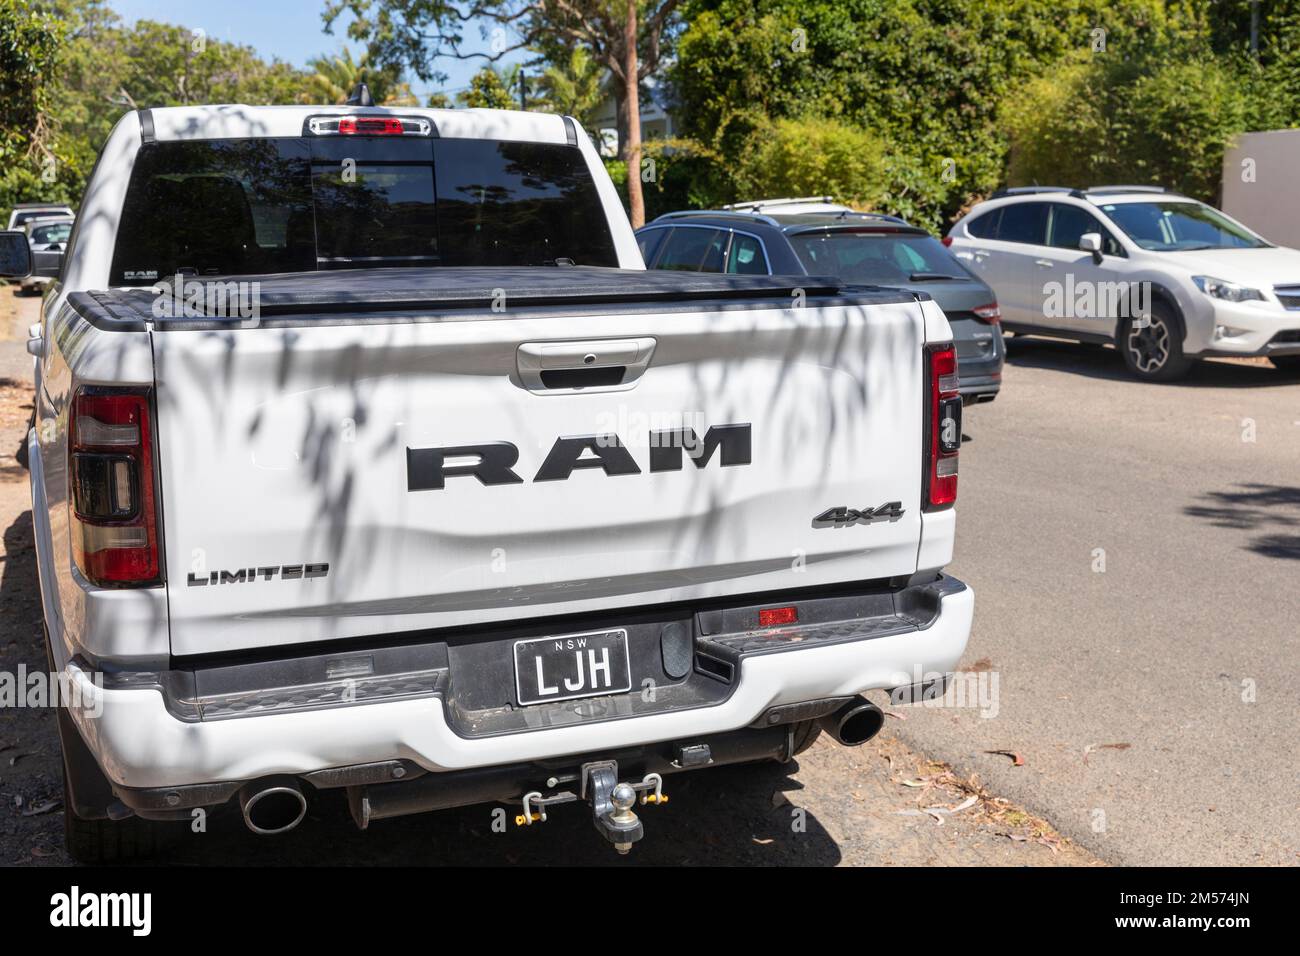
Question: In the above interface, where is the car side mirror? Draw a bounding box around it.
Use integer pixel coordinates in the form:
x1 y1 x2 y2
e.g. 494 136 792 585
0 231 33 278
1079 232 1103 264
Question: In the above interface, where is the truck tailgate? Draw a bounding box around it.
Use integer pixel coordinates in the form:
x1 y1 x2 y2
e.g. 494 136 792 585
145 269 929 656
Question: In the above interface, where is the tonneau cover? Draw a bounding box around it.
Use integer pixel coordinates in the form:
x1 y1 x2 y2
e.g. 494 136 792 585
68 266 922 330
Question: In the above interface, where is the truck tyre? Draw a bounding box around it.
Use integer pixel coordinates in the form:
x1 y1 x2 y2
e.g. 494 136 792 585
1117 302 1193 382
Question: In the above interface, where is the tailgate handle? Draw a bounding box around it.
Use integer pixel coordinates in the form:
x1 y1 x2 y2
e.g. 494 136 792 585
517 337 656 394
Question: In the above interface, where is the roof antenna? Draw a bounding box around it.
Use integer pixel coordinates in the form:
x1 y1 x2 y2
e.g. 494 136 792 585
346 82 373 107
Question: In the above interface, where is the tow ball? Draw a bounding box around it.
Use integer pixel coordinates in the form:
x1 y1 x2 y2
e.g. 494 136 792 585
512 760 668 855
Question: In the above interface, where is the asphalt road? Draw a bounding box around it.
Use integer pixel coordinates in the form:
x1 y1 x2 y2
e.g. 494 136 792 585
891 336 1300 866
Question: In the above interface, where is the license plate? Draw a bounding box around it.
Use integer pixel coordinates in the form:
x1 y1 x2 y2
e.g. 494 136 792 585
513 629 632 706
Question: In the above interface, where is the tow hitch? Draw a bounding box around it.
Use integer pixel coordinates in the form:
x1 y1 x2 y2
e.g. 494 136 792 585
513 760 668 855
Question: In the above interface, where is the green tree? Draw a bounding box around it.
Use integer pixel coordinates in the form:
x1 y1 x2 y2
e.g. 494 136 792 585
322 1 684 227
669 0 1211 228
306 47 418 105
536 46 604 129
459 66 515 108
6 1 310 211
0 0 63 166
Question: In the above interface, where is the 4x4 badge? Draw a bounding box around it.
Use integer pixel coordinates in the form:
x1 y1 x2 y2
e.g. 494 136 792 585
813 503 905 526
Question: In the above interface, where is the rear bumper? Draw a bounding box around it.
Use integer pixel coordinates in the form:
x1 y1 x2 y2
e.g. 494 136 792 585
66 576 974 791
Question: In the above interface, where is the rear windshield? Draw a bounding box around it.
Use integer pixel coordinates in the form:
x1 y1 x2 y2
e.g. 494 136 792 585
109 136 618 284
13 209 70 228
788 231 970 284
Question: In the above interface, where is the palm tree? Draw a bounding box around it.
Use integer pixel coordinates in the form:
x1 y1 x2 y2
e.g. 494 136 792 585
304 48 417 106
537 47 604 130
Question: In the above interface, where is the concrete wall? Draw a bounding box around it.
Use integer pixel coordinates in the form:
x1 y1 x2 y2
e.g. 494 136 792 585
1222 129 1300 249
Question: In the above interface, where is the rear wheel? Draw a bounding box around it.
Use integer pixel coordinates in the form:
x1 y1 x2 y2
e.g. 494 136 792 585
1271 355 1300 374
1118 302 1193 381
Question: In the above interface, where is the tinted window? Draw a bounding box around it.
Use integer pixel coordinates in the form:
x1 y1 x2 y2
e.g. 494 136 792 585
110 136 617 284
112 139 317 282
637 227 668 266
995 202 1049 245
726 233 768 274
966 210 1001 239
656 227 726 272
432 139 617 267
312 143 438 266
788 231 970 284
1048 203 1124 256
14 209 70 228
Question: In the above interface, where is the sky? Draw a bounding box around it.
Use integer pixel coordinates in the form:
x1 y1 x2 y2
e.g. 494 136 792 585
111 0 527 101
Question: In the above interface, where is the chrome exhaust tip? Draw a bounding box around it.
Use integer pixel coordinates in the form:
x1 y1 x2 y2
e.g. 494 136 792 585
820 696 885 747
239 776 307 835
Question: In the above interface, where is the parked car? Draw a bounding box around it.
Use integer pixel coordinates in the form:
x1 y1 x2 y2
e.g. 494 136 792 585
6 201 74 231
1 103 972 862
637 199 1004 402
947 186 1300 380
17 215 73 295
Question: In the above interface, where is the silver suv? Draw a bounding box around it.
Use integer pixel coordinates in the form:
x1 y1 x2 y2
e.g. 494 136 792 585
947 186 1300 381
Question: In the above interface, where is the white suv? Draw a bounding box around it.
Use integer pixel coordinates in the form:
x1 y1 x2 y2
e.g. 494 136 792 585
947 186 1300 381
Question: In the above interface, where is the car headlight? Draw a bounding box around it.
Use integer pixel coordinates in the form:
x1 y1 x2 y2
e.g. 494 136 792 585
1192 275 1264 302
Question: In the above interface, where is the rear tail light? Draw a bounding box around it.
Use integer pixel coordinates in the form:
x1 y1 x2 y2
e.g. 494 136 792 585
306 115 433 137
941 236 953 247
338 117 404 136
924 345 961 510
69 387 161 587
972 302 1001 324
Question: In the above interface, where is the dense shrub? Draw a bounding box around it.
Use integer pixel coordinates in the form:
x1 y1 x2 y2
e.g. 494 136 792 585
734 117 887 208
1005 53 1250 201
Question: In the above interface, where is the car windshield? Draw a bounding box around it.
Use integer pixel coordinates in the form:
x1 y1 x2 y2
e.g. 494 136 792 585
1100 201 1268 251
30 222 71 245
787 230 969 284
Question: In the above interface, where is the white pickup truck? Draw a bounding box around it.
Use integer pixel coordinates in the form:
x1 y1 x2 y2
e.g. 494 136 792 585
0 103 973 862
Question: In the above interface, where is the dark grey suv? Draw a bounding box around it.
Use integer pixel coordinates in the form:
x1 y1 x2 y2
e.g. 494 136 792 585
636 203 1004 401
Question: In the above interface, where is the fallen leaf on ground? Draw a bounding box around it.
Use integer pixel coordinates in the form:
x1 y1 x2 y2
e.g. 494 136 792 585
983 750 1025 766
